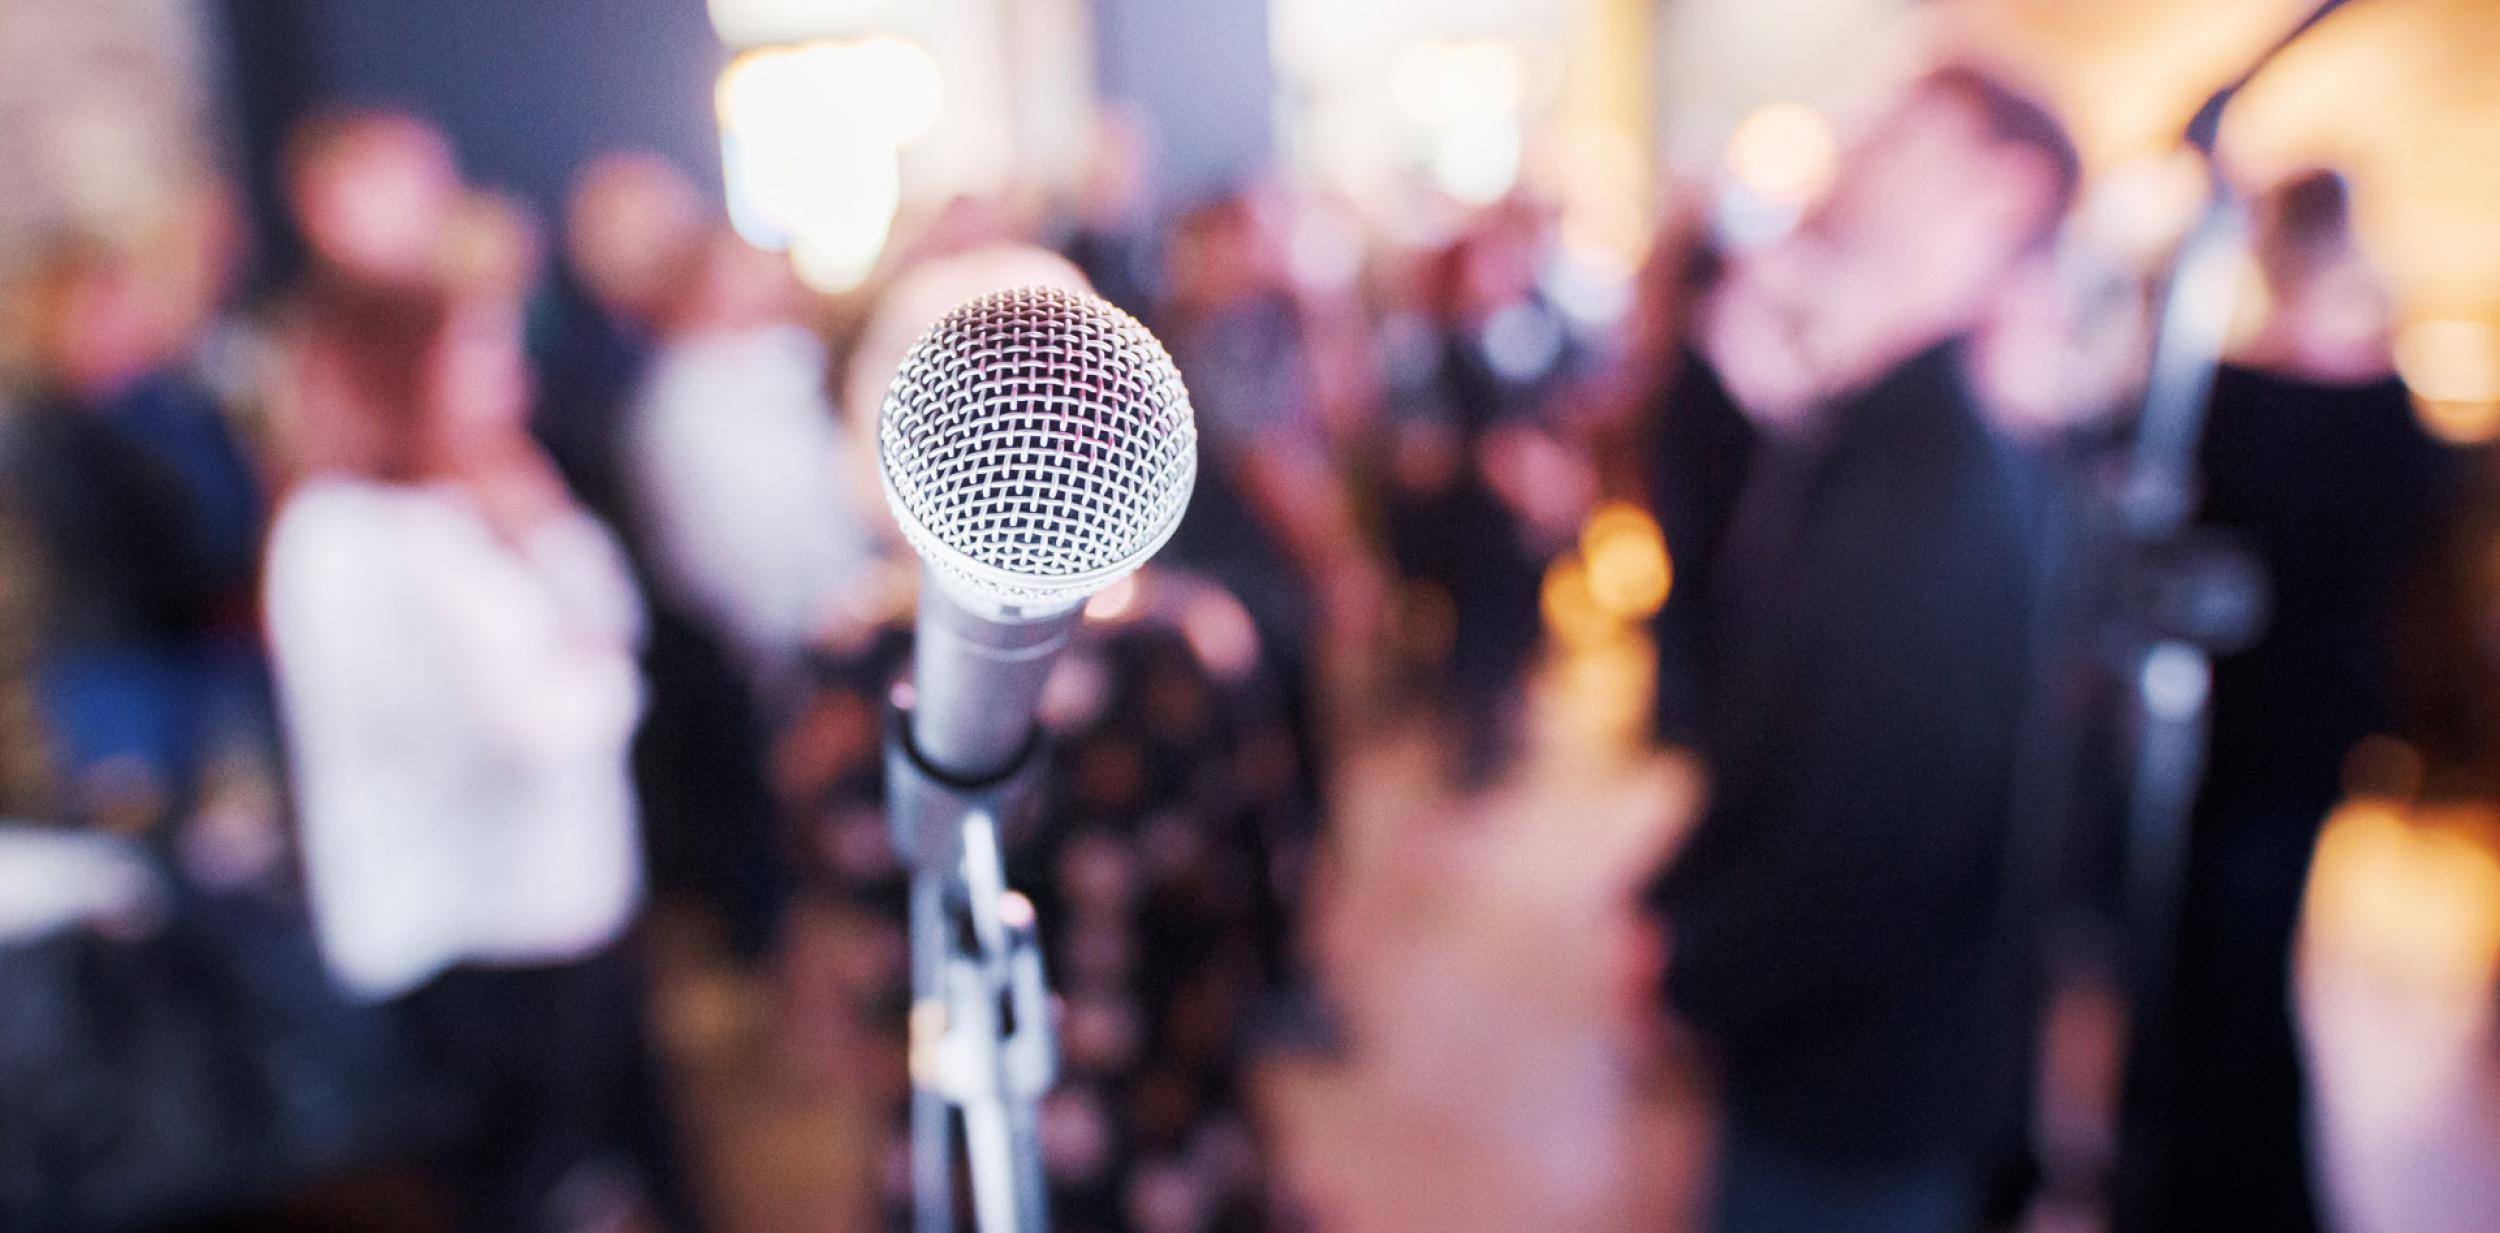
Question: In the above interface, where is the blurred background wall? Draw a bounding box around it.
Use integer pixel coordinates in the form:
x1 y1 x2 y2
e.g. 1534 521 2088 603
1096 0 1276 203
252 0 727 210
205 0 725 283
0 0 2491 414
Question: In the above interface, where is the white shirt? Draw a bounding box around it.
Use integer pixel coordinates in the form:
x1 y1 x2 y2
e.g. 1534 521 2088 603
626 324 871 693
265 478 646 1000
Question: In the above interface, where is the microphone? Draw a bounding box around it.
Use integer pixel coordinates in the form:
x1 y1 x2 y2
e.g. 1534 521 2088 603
879 285 1190 1233
878 285 1198 786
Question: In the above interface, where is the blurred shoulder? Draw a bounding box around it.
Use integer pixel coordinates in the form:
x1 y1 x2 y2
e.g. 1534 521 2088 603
267 478 470 588
272 477 437 539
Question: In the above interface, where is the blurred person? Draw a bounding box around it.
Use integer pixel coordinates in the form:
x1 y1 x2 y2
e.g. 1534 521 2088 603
1276 189 1389 464
1646 65 2081 1233
1610 183 1725 481
625 225 875 711
2114 170 2465 1233
1956 241 2162 1227
266 274 702 1233
1384 202 1595 783
281 107 462 290
1620 207 1748 751
537 156 790 971
1158 195 1375 749
536 150 705 524
0 226 275 842
1059 105 1163 321
1959 242 2157 630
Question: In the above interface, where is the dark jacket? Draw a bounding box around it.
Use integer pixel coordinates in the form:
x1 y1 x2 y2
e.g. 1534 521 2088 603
2195 365 2460 836
1643 350 1760 747
4 378 262 650
1 376 271 818
1654 343 2042 1160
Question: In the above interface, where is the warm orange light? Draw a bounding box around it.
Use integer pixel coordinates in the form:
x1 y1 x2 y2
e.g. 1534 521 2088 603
2397 319 2500 444
2396 319 2500 405
1541 557 1612 651
2414 399 2500 447
1579 502 1672 621
1725 102 1836 208
1542 503 1673 652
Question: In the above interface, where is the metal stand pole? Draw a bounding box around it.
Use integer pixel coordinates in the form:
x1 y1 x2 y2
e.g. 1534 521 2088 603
887 703 1058 1233
908 871 956 1233
2022 9 2347 1223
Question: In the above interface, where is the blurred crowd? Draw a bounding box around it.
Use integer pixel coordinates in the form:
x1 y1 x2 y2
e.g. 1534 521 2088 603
1 17 2494 1233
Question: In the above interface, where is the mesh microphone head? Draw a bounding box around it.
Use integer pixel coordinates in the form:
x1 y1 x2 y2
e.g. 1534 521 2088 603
879 286 1198 619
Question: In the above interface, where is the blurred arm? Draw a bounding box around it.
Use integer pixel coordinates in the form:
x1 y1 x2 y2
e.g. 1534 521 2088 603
267 491 643 995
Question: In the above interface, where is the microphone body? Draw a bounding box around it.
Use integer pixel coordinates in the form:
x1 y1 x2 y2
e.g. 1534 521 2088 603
905 579 1076 783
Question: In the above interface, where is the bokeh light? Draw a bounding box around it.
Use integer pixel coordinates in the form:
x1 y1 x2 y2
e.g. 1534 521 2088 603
2398 319 2500 444
1725 101 1836 208
1392 39 1527 127
1579 502 1672 621
2082 150 2216 269
715 35 942 290
1389 38 1534 204
2395 319 2500 406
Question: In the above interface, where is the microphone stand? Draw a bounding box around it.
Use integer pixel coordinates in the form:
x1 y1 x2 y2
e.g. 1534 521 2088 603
2033 5 2345 1224
886 701 1058 1233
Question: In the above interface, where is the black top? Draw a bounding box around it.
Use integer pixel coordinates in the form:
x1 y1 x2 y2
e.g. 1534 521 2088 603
529 272 651 535
1159 292 1317 650
1653 344 2042 1160
2194 364 2460 833
529 282 792 964
1642 350 1760 747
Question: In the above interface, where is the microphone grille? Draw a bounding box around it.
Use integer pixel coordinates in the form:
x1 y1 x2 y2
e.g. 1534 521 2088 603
879 286 1197 616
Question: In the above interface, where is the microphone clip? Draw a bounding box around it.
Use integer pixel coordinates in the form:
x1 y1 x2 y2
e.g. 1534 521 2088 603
884 695 1044 877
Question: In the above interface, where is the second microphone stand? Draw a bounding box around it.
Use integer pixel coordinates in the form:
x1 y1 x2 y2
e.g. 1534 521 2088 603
886 700 1058 1233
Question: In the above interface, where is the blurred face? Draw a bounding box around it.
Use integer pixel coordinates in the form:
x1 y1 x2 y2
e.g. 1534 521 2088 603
1174 212 1267 311
39 261 163 400
567 155 702 322
1456 228 1539 322
1702 244 1825 431
1753 86 2059 399
670 234 799 336
427 301 534 463
1815 93 1996 271
2274 247 2393 362
1969 256 2146 441
294 122 460 285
